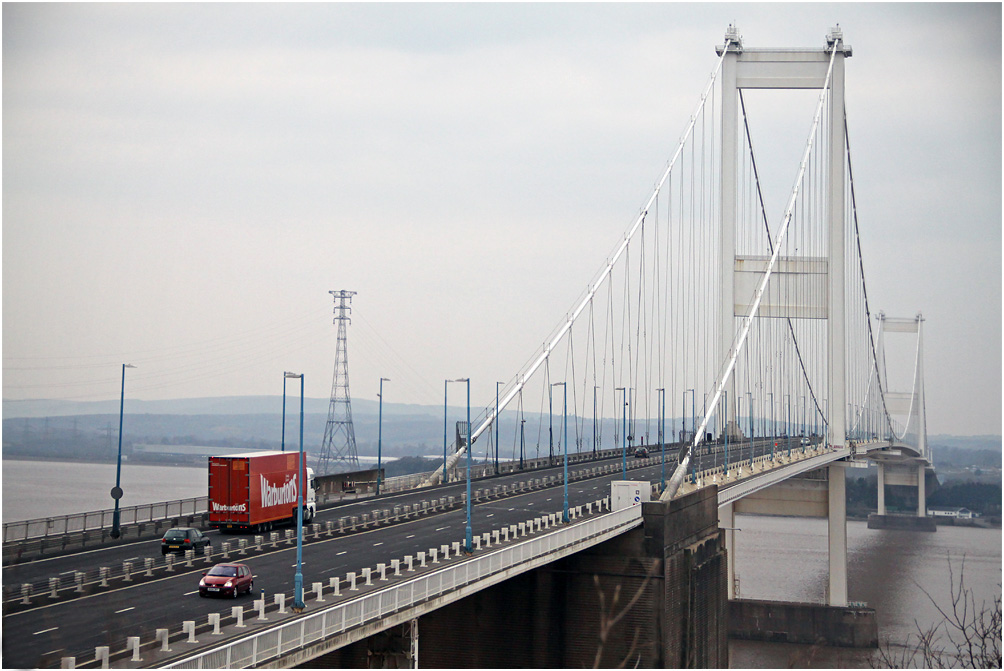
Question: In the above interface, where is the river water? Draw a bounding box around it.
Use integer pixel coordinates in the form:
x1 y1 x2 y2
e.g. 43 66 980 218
3 459 1000 666
730 513 1002 667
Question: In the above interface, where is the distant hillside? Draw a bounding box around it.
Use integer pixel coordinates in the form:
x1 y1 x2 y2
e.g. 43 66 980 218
929 434 1002 452
2 396 442 419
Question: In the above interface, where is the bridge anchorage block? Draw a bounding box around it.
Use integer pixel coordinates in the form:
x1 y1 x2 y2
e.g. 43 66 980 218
254 534 264 550
377 564 388 581
48 576 60 599
440 544 450 560
156 628 171 652
232 606 246 628
184 550 194 567
347 572 358 591
60 657 75 669
238 538 247 555
269 531 280 547
208 612 222 635
144 558 154 577
313 581 325 601
429 549 439 564
99 566 111 585
21 583 32 605
417 551 426 568
74 571 85 593
391 559 401 576
329 576 341 596
452 541 461 556
362 567 373 585
473 536 481 551
255 598 268 620
324 521 334 536
502 527 509 542
275 592 287 612
492 530 500 544
481 532 491 547
404 555 414 572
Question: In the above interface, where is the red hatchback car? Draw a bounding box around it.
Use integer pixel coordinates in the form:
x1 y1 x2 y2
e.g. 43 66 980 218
199 563 253 598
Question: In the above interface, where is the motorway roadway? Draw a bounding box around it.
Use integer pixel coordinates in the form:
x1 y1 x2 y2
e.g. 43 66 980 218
3 438 790 668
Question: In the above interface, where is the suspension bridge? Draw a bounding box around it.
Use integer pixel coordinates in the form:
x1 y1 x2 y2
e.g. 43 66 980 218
2 26 934 668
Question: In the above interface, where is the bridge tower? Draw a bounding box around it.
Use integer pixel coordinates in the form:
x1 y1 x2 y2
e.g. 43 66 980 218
717 26 853 606
869 312 934 529
316 290 361 475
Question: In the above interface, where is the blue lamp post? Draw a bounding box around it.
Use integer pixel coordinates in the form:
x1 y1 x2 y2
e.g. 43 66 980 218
459 378 472 553
281 374 287 452
495 382 503 475
615 387 626 478
684 388 695 482
592 385 599 457
110 363 136 539
551 382 569 523
657 388 665 490
723 391 729 476
285 371 305 611
377 377 389 495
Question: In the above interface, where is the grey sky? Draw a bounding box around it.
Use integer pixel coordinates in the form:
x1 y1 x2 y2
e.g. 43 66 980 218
3 4 1000 436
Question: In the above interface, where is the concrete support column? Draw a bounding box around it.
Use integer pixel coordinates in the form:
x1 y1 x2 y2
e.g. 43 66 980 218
916 464 926 517
876 461 886 515
828 463 848 607
719 501 736 600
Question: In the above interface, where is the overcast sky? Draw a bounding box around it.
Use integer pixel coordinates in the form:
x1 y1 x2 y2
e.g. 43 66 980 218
3 3 1000 436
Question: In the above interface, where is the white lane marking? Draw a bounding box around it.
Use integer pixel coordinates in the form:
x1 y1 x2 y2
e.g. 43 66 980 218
290 563 307 568
373 542 383 547
115 606 136 614
486 514 494 518
435 527 450 532
34 627 58 635
183 590 199 596
405 534 416 539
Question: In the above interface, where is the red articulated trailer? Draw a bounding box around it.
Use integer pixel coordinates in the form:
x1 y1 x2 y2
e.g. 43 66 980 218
208 451 316 533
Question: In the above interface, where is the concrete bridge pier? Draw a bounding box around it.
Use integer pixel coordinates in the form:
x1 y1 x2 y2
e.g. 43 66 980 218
868 460 937 531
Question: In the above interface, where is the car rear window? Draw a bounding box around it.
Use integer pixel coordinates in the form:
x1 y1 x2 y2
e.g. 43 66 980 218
164 530 187 539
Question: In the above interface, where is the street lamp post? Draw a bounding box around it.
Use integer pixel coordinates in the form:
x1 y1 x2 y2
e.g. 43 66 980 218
785 394 792 458
615 387 627 478
443 380 449 484
684 388 695 482
657 388 665 490
723 390 729 476
377 378 390 495
746 391 753 464
281 374 287 453
767 392 775 462
284 372 305 611
586 387 594 456
495 382 503 475
110 363 136 539
551 382 569 523
460 378 473 553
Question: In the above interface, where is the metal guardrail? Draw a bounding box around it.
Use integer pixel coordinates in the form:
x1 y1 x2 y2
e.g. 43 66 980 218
4 450 626 545
3 497 209 544
164 502 641 669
